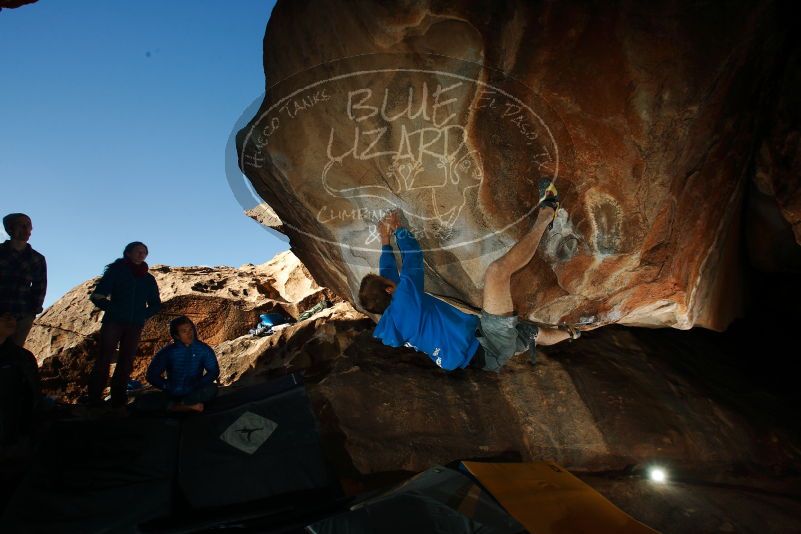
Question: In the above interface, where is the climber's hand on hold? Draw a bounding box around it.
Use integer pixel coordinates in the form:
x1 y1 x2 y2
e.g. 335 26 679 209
378 209 401 245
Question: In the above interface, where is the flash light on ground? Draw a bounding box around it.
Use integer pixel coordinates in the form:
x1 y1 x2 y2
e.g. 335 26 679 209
648 467 667 483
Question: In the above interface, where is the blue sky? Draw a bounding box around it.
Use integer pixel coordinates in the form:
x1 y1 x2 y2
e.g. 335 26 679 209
1 0 285 308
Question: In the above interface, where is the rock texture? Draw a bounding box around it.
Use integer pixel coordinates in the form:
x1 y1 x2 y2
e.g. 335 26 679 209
23 252 801 533
307 328 798 477
31 252 798 475
28 252 338 400
755 29 801 248
216 301 371 387
237 0 800 332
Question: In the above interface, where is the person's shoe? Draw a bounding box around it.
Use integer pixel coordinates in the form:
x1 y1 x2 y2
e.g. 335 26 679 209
558 323 582 341
538 179 559 206
537 179 560 230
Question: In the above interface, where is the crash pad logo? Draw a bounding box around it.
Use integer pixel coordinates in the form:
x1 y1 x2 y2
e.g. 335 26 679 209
219 411 277 455
237 53 566 254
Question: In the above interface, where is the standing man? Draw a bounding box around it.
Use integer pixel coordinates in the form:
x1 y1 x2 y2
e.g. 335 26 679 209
0 213 47 347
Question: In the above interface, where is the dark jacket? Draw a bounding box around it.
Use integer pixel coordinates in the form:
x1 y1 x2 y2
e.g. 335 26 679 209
90 261 161 326
0 241 47 316
146 322 219 398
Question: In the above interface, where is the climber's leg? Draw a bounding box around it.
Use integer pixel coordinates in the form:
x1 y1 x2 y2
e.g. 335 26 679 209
471 182 562 372
534 327 571 346
482 206 555 316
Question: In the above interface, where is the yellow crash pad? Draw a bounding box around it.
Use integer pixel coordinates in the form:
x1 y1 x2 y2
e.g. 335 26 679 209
462 461 658 534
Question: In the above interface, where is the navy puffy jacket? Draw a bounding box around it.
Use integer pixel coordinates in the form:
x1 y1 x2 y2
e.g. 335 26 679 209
90 262 161 325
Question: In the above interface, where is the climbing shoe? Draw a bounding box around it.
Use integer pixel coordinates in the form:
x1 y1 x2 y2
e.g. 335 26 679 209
537 179 560 230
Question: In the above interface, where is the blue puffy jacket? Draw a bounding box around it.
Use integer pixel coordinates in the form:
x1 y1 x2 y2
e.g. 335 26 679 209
372 228 480 371
146 324 220 397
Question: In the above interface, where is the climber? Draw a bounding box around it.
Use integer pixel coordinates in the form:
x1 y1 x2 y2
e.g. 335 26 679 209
359 181 580 372
143 315 219 413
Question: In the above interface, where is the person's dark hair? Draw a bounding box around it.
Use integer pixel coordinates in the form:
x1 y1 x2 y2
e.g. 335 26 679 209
359 274 394 314
169 315 196 340
2 213 30 235
104 241 149 273
123 241 148 258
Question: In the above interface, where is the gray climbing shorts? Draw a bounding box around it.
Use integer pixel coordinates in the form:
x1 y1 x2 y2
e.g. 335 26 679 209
474 310 537 372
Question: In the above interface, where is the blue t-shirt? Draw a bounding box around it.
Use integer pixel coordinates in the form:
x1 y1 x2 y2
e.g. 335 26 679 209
373 228 479 371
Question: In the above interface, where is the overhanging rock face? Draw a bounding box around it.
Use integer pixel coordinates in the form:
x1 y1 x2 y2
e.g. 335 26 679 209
237 0 794 331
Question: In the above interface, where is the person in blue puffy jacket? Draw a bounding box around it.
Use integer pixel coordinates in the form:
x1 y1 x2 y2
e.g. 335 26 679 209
145 315 219 413
359 182 579 373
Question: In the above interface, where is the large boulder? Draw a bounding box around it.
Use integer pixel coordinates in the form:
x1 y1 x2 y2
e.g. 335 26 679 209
308 328 798 477
745 16 801 278
237 0 799 332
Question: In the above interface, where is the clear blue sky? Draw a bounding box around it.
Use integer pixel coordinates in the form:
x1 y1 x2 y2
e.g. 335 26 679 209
1 0 286 308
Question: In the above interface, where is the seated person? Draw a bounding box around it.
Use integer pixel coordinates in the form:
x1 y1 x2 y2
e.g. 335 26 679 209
144 315 219 413
0 312 40 445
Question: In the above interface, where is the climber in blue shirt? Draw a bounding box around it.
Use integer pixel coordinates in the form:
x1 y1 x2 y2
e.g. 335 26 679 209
145 315 219 413
360 181 580 372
